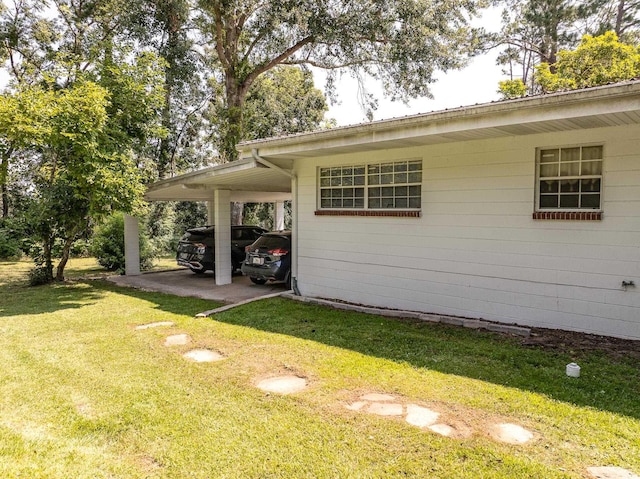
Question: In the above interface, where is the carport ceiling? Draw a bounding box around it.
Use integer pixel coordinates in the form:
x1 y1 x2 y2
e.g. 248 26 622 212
145 158 292 202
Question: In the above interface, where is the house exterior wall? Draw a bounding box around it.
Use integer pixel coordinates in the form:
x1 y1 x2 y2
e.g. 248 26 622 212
293 124 640 340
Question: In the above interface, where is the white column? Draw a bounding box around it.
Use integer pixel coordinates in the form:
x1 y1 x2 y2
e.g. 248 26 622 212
124 214 141 276
213 189 232 285
274 200 285 231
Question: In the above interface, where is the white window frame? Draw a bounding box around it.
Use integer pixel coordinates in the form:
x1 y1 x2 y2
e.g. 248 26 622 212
535 144 603 211
318 159 422 210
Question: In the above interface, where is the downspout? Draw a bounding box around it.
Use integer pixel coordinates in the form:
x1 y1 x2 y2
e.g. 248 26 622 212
251 149 300 296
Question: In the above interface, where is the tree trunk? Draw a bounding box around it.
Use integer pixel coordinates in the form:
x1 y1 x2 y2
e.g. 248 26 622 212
55 236 75 281
1 148 12 218
615 0 625 35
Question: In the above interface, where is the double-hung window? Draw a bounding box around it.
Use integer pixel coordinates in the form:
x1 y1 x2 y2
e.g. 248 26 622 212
537 145 603 210
318 159 422 211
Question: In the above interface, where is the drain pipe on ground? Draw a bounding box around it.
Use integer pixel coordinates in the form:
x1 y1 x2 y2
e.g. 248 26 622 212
251 149 301 296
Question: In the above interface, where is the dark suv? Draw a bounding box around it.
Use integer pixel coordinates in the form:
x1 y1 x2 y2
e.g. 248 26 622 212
241 231 291 286
176 225 267 274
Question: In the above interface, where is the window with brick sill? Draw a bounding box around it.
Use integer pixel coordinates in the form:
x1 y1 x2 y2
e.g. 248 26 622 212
317 159 422 216
535 145 603 221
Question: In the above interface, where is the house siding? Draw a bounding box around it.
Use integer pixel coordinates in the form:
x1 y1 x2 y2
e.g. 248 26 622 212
294 124 640 340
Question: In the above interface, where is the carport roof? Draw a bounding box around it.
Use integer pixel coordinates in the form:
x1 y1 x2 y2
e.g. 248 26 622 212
145 156 293 202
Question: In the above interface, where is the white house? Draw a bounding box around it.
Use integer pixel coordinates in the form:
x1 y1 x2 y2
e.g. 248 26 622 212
143 79 640 340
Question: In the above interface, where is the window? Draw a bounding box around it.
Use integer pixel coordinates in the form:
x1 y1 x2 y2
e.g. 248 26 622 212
537 145 602 210
319 159 422 210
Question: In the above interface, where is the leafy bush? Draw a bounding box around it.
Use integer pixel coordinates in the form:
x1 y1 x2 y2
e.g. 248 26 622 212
28 266 53 286
0 218 28 260
90 213 154 274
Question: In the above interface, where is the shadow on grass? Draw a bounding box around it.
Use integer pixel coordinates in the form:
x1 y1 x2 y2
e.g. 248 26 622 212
211 297 640 420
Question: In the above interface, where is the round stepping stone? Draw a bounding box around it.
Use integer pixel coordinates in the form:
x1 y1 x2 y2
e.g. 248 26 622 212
164 334 190 346
136 321 174 330
490 423 534 444
183 349 225 363
428 423 455 437
366 402 404 416
361 393 396 402
345 401 368 411
256 376 307 394
587 467 640 479
405 404 440 428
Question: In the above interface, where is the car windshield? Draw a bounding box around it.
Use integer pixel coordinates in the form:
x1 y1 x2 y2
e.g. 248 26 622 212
252 235 289 249
182 228 213 242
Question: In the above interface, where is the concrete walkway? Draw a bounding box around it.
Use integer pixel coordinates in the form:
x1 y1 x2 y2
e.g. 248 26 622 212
107 268 288 304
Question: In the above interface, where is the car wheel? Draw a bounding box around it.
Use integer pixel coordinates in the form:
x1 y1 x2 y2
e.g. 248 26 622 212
250 277 267 285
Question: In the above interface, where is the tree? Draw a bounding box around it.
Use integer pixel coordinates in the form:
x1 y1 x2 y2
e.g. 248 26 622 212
196 0 486 161
536 31 640 92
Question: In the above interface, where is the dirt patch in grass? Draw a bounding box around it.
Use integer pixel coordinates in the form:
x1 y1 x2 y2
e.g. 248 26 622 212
523 328 640 361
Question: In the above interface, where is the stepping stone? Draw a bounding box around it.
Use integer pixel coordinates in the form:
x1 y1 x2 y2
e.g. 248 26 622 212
345 401 368 411
405 404 440 428
428 423 455 437
489 423 534 444
366 402 404 416
256 376 307 394
183 349 225 363
164 334 190 346
361 393 396 402
136 321 174 330
587 467 640 479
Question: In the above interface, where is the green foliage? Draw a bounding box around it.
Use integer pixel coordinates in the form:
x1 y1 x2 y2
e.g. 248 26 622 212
498 78 528 99
27 265 53 286
536 31 640 92
0 219 23 259
90 213 154 274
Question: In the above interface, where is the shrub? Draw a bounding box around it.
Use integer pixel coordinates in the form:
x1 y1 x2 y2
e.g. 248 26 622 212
90 213 154 274
0 218 27 260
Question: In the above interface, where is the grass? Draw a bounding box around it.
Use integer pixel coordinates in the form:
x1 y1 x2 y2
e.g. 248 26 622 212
0 258 639 478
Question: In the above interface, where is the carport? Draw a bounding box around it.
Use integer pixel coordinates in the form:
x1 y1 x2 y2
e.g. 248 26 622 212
124 153 294 286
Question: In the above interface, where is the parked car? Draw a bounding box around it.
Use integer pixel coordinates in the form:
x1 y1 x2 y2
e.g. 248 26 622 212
176 225 267 274
241 231 292 287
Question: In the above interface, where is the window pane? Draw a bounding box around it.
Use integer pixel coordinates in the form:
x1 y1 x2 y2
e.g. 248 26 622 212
408 172 422 183
354 167 365 175
409 197 421 208
320 168 330 177
368 174 379 185
369 198 381 208
382 198 394 208
321 199 331 208
396 198 408 208
583 146 603 160
581 194 600 208
395 186 408 196
408 160 422 171
381 187 394 197
369 187 381 197
332 199 342 208
560 162 580 176
355 198 365 208
343 188 354 197
354 175 365 185
321 189 330 198
320 177 330 187
381 163 393 173
343 198 354 208
581 178 601 193
561 148 580 162
394 162 407 172
540 180 559 194
330 168 340 176
540 195 558 208
355 188 364 197
330 177 341 186
368 164 380 174
540 164 558 177
380 173 393 184
560 195 579 208
581 161 602 176
344 167 353 175
560 180 579 192
540 149 559 163
331 189 342 198
409 185 421 195
394 173 408 183
343 176 353 186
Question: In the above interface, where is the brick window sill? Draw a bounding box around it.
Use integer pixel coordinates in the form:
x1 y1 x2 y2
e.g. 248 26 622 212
533 211 602 221
315 210 421 218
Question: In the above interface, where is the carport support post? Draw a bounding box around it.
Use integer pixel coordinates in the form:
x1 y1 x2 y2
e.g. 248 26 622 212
213 189 232 285
274 201 285 231
123 214 141 276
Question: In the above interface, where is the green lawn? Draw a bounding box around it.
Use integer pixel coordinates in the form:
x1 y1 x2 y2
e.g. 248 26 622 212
1 259 638 478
